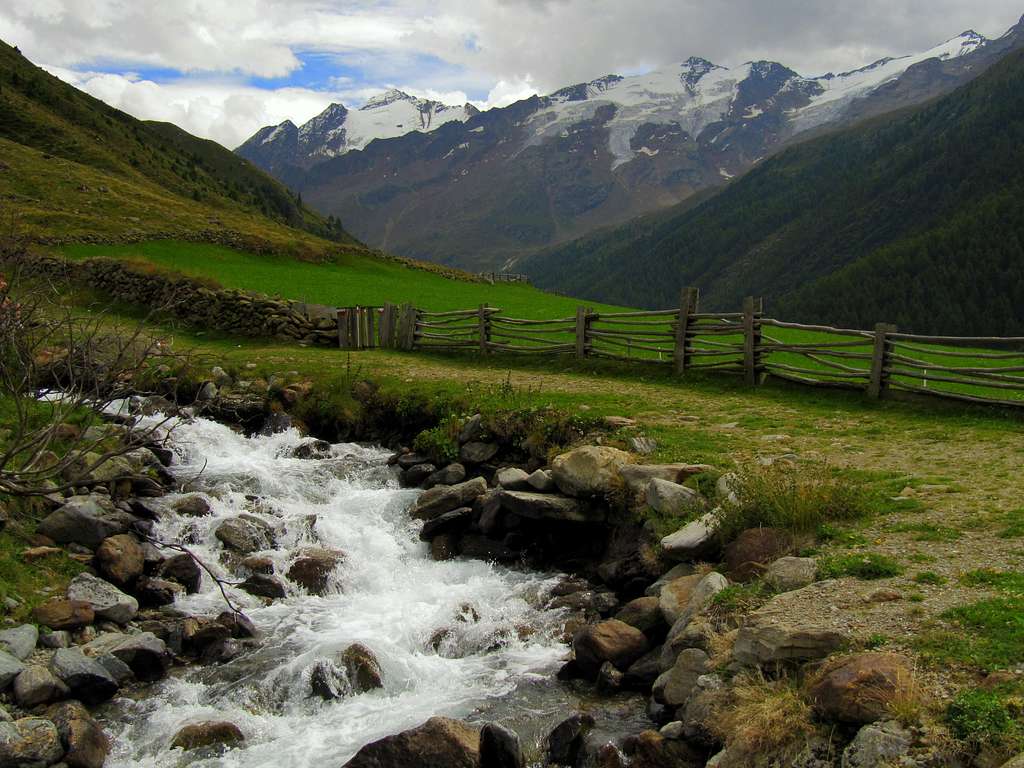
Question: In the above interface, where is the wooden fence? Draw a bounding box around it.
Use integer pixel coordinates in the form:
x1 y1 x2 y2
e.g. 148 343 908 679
478 272 531 284
334 291 1024 410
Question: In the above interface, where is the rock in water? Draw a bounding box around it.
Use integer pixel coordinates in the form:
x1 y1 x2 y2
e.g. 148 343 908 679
479 722 525 768
158 553 202 594
341 716 480 768
572 620 649 678
170 721 245 752
546 714 595 766
47 700 111 768
286 548 345 594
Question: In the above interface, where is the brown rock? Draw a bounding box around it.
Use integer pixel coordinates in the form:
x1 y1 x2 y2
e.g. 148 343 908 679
170 721 245 752
33 599 95 631
341 716 479 768
626 730 703 768
430 534 459 561
96 534 145 586
658 574 703 625
809 652 915 724
572 619 650 677
723 528 792 582
614 597 666 638
47 700 111 768
286 548 344 595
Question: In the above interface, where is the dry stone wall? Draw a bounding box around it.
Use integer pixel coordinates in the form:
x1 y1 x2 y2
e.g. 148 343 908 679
13 255 339 345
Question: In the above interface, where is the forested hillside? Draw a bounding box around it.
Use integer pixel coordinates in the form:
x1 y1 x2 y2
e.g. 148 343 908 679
524 47 1024 335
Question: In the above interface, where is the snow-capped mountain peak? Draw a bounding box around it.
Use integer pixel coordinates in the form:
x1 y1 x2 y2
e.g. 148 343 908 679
360 88 417 110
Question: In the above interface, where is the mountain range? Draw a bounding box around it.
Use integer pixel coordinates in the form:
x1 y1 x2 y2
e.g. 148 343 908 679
524 41 1024 335
237 17 1024 271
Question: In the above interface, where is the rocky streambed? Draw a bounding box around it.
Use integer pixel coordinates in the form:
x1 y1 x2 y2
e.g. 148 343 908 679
1 384 982 768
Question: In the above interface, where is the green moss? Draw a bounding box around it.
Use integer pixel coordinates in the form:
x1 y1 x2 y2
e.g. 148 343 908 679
918 597 1024 670
913 571 947 586
960 569 1024 595
0 527 85 623
946 688 1024 755
710 581 774 617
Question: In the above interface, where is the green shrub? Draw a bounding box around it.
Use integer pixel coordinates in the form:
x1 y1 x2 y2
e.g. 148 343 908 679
961 569 1024 595
717 464 870 541
710 581 773 617
412 416 462 465
914 571 947 585
817 553 903 580
946 688 1024 755
863 633 888 650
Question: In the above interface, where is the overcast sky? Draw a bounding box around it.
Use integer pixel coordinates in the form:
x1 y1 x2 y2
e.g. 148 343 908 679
2 1 1021 149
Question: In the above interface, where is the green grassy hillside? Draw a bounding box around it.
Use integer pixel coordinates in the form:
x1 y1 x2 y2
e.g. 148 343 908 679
524 47 1024 336
59 241 631 318
0 40 358 255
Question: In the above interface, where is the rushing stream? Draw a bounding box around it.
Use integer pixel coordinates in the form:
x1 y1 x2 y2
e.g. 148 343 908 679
98 414 584 767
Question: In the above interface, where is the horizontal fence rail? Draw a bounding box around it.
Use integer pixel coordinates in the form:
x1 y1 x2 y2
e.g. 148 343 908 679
333 288 1024 411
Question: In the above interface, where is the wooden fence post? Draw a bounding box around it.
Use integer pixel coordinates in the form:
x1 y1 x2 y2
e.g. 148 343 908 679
674 286 699 375
337 309 347 349
478 303 490 354
742 296 761 386
379 303 394 348
868 323 898 398
575 306 590 360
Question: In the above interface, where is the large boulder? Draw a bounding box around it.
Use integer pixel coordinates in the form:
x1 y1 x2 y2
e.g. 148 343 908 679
652 649 710 707
625 730 704 768
619 464 714 493
764 557 819 592
495 467 531 491
419 508 474 541
0 625 39 661
102 632 172 682
37 496 131 549
615 597 666 638
33 599 94 631
341 716 479 768
0 650 25 690
311 642 384 699
732 586 851 667
660 513 721 562
723 528 792 582
239 574 287 599
411 478 488 521
67 573 138 624
645 479 702 516
551 446 633 498
13 666 68 707
47 700 111 768
172 495 212 517
572 620 650 678
0 717 64 767
425 463 467 489
170 721 244 752
286 547 345 595
460 442 499 465
96 533 145 586
215 515 275 553
497 490 603 523
49 649 118 704
809 653 915 724
658 574 704 626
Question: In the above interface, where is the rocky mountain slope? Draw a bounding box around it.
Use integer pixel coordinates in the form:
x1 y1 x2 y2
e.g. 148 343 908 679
523 44 1024 336
238 17 1023 270
236 90 479 176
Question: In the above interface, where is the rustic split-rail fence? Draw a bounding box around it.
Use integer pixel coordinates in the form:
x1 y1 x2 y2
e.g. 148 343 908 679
334 288 1024 411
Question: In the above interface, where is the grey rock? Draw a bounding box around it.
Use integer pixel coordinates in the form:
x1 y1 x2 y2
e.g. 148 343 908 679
526 469 556 493
0 717 64 767
645 564 695 597
424 463 467 489
215 515 275 554
551 446 632 497
659 721 685 740
0 705 9 723
619 463 714 493
629 436 658 455
495 467 531 491
660 512 720 561
460 441 499 464
87 631 171 682
497 490 603 523
716 472 740 504
158 553 202 594
459 414 484 444
764 556 819 592
653 648 709 707
50 648 118 704
732 587 851 667
842 721 913 768
0 650 25 690
13 666 69 707
66 573 138 624
39 631 71 650
410 477 488 520
419 508 474 541
37 496 130 549
645 478 702 515
396 452 431 470
546 714 594 766
96 654 134 686
402 463 436 488
0 625 39 661
196 381 218 401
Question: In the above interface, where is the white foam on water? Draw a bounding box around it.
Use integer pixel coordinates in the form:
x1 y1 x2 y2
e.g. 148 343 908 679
101 415 568 767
